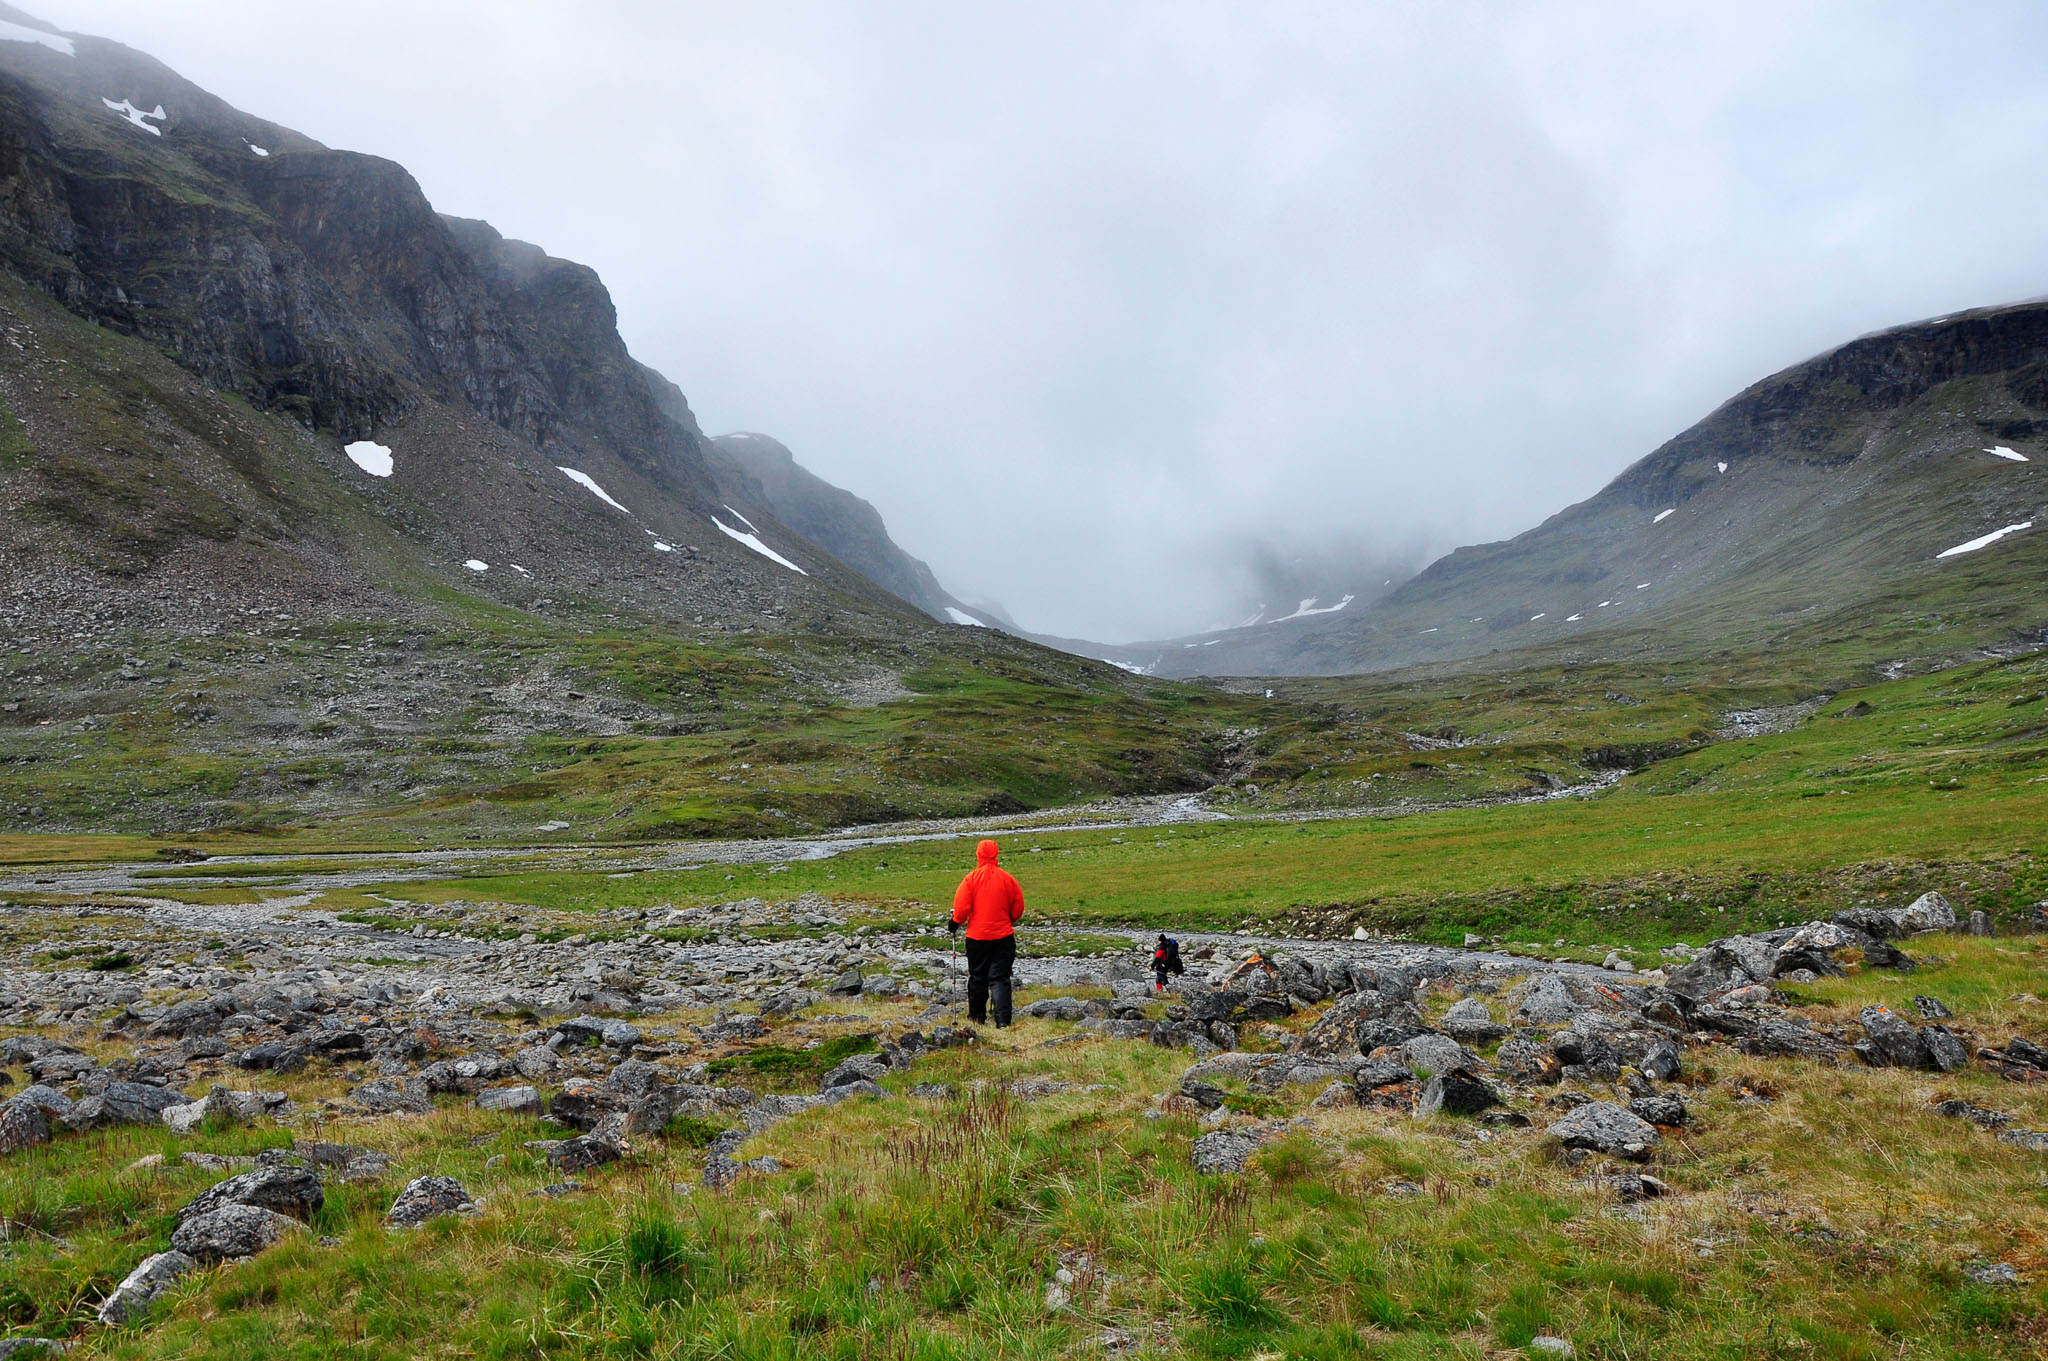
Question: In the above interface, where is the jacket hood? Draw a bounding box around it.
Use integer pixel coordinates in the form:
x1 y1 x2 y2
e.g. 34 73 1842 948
977 839 1000 866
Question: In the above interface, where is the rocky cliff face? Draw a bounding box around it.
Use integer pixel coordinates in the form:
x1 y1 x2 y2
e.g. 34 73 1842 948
0 4 929 632
0 12 716 507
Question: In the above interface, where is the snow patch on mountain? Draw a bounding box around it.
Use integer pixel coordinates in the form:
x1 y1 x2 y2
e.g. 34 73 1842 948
1653 508 1675 523
713 515 806 574
1273 594 1357 623
1937 521 2034 559
944 607 984 626
343 440 392 478
1985 445 2029 462
103 98 165 134
0 20 73 54
558 467 630 514
463 559 488 572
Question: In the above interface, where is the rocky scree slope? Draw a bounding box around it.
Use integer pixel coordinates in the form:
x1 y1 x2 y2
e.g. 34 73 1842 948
1137 299 2048 679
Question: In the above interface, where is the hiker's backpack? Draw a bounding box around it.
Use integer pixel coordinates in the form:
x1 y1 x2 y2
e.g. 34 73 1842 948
1164 936 1185 975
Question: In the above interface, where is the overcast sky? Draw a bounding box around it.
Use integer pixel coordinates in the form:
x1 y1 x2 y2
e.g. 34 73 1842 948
35 1 2048 640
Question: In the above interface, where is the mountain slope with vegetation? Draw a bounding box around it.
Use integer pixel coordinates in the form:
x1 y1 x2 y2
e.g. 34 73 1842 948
1134 301 2048 680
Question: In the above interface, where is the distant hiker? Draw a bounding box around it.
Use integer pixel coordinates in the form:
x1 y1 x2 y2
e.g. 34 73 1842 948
950 838 1025 1027
1152 933 1184 993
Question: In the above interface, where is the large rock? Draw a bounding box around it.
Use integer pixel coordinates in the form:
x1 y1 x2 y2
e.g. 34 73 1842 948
75 1081 187 1128
0 1097 51 1155
511 1045 565 1080
150 998 226 1038
162 1085 268 1134
179 1164 325 1222
1494 1038 1562 1086
1440 997 1508 1045
350 1079 433 1115
1020 998 1089 1022
1397 1033 1480 1077
97 1249 198 1325
1832 906 1905 940
170 1203 306 1262
1736 1015 1847 1062
1546 1102 1660 1161
1628 1094 1688 1127
1772 921 1861 978
1415 1069 1499 1118
1923 1026 1971 1073
548 1078 621 1131
475 1085 543 1116
1295 989 1422 1058
1191 1129 1264 1175
1857 1005 1933 1070
1894 892 1955 934
1512 974 1580 1025
386 1175 477 1227
1184 990 1249 1024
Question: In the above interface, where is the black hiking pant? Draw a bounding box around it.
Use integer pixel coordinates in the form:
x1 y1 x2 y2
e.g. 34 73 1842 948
964 934 1016 1026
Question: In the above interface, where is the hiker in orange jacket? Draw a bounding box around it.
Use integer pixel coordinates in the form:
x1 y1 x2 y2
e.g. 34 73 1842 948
950 838 1025 1026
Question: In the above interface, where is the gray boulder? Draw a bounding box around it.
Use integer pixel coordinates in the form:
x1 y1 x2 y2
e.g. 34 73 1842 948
1398 1033 1480 1077
1638 1042 1682 1082
1894 892 1955 934
1441 997 1509 1045
1191 1129 1263 1175
1923 1026 1971 1074
821 1056 890 1091
97 1249 199 1326
350 1079 433 1115
475 1085 543 1116
826 968 864 996
178 1165 325 1222
75 1081 187 1128
511 1045 565 1080
386 1175 477 1227
1020 997 1089 1022
1628 1094 1688 1126
0 1096 51 1155
1513 973 1580 1025
150 998 225 1038
1415 1069 1500 1118
1547 1102 1660 1161
601 1020 642 1049
1858 1005 1933 1070
1494 1038 1562 1086
171 1203 305 1262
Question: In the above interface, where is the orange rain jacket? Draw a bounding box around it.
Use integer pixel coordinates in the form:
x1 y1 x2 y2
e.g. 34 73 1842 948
952 839 1025 940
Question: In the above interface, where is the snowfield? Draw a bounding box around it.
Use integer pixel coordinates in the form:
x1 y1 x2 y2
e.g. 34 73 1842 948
1937 521 2034 559
343 440 393 478
943 607 984 626
713 513 807 574
1274 594 1357 623
103 98 165 134
1653 508 1675 523
1986 446 2030 462
463 559 488 572
0 20 73 54
557 467 630 514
